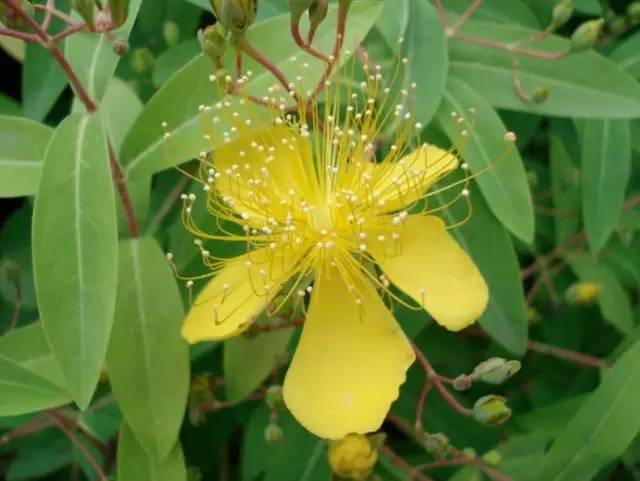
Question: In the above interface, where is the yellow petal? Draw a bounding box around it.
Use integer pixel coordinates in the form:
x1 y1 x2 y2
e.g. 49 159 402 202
181 247 299 343
283 266 414 439
367 144 458 213
373 215 488 331
212 125 317 222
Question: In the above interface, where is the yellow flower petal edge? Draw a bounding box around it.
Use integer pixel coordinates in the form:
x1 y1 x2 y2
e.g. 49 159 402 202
373 215 488 331
181 247 300 343
283 265 415 439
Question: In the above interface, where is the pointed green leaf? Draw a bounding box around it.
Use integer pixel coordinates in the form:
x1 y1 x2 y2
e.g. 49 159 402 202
122 0 384 178
0 323 71 416
0 116 53 198
106 237 190 458
580 119 631 253
437 76 534 243
537 342 640 481
117 422 187 481
32 113 118 409
22 42 67 121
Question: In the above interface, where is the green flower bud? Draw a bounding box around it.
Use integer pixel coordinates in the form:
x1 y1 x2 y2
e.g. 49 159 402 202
526 306 541 325
308 0 328 38
551 0 573 29
423 432 451 458
565 282 602 306
570 19 604 52
210 0 223 19
608 16 627 35
111 37 129 56
198 24 227 66
462 447 477 459
1 259 21 285
265 385 283 408
220 0 257 36
129 47 155 74
452 374 473 391
163 20 180 47
472 395 512 426
472 358 521 385
108 0 130 27
531 85 550 104
71 0 94 25
628 2 640 23
288 0 314 24
264 422 284 443
482 450 503 467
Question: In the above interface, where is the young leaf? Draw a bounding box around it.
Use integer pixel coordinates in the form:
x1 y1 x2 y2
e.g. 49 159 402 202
22 42 67 122
537 342 640 481
117 422 187 481
32 113 118 409
580 119 631 253
106 237 189 458
0 116 53 198
437 76 535 244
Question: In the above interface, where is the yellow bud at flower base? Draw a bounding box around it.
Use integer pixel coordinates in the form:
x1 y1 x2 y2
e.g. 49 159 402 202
566 282 602 305
328 434 378 480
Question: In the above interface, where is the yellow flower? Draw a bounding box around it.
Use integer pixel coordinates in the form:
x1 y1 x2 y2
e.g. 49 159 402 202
175 60 490 439
328 434 378 480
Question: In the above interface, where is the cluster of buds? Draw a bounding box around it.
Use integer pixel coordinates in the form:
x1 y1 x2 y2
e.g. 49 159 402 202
264 385 284 443
328 433 381 480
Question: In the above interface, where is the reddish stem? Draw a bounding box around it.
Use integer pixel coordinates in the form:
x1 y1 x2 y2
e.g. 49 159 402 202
453 34 568 60
379 444 435 481
0 27 39 41
51 23 87 43
290 20 330 63
108 142 140 238
450 0 483 34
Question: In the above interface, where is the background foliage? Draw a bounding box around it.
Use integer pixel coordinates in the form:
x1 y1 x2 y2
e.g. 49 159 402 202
1 0 640 480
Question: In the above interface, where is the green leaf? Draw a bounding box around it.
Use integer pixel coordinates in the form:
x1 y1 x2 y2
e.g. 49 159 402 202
434 177 528 355
449 21 640 118
152 39 200 88
0 94 22 116
580 119 631 253
441 0 539 28
32 113 118 409
122 0 384 178
436 76 535 244
537 342 640 481
402 0 447 126
22 43 67 121
0 116 53 198
0 323 71 416
65 0 142 101
117 422 187 481
106 237 190 458
569 257 634 335
610 31 640 78
224 329 293 404
549 119 581 244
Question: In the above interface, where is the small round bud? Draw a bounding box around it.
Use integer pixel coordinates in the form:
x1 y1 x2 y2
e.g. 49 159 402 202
628 2 640 24
308 0 328 40
198 24 227 65
482 450 503 467
472 395 512 426
129 48 155 74
328 434 378 480
265 385 283 408
264 422 284 443
422 432 451 458
550 0 573 30
570 19 604 52
565 282 602 306
504 131 517 143
462 447 477 459
472 357 521 385
219 0 258 36
531 85 550 104
111 37 129 56
163 20 180 47
1 259 21 285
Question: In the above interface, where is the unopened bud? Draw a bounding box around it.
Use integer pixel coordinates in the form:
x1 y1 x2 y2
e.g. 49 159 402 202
570 19 604 52
265 385 283 408
482 450 503 467
452 374 473 391
462 447 477 459
628 2 640 23
551 0 573 29
423 432 451 458
111 37 129 56
531 85 550 103
328 434 378 480
472 358 521 385
288 0 314 23
472 395 512 426
608 16 627 35
220 0 257 36
1 259 20 285
210 0 223 19
163 20 180 47
264 422 284 443
71 0 94 25
565 282 601 305
308 0 328 42
108 0 130 27
526 306 541 325
129 47 155 74
198 24 227 65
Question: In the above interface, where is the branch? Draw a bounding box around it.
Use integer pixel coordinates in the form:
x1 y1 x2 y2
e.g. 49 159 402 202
108 142 140 238
449 0 483 35
379 444 434 481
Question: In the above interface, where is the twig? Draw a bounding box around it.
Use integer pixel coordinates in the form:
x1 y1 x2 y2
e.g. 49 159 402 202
41 0 55 30
290 21 330 63
527 340 607 369
449 0 483 35
34 2 76 26
453 34 568 60
414 382 432 438
108 142 140 238
433 0 449 29
146 174 191 234
0 27 39 41
379 444 434 481
51 23 87 43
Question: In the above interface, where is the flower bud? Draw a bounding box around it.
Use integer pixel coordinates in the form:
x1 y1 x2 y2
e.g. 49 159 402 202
108 0 130 27
628 2 640 23
472 395 512 426
129 47 155 74
565 282 602 305
423 432 451 458
482 450 503 467
308 0 328 40
210 0 223 19
452 374 473 391
199 24 227 65
163 20 180 47
472 357 521 385
570 19 604 52
265 385 283 408
264 422 284 443
71 0 94 25
608 16 627 35
531 85 550 104
288 0 314 24
111 37 129 56
1 259 20 285
220 0 257 37
328 434 378 480
550 0 573 29
462 447 477 459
